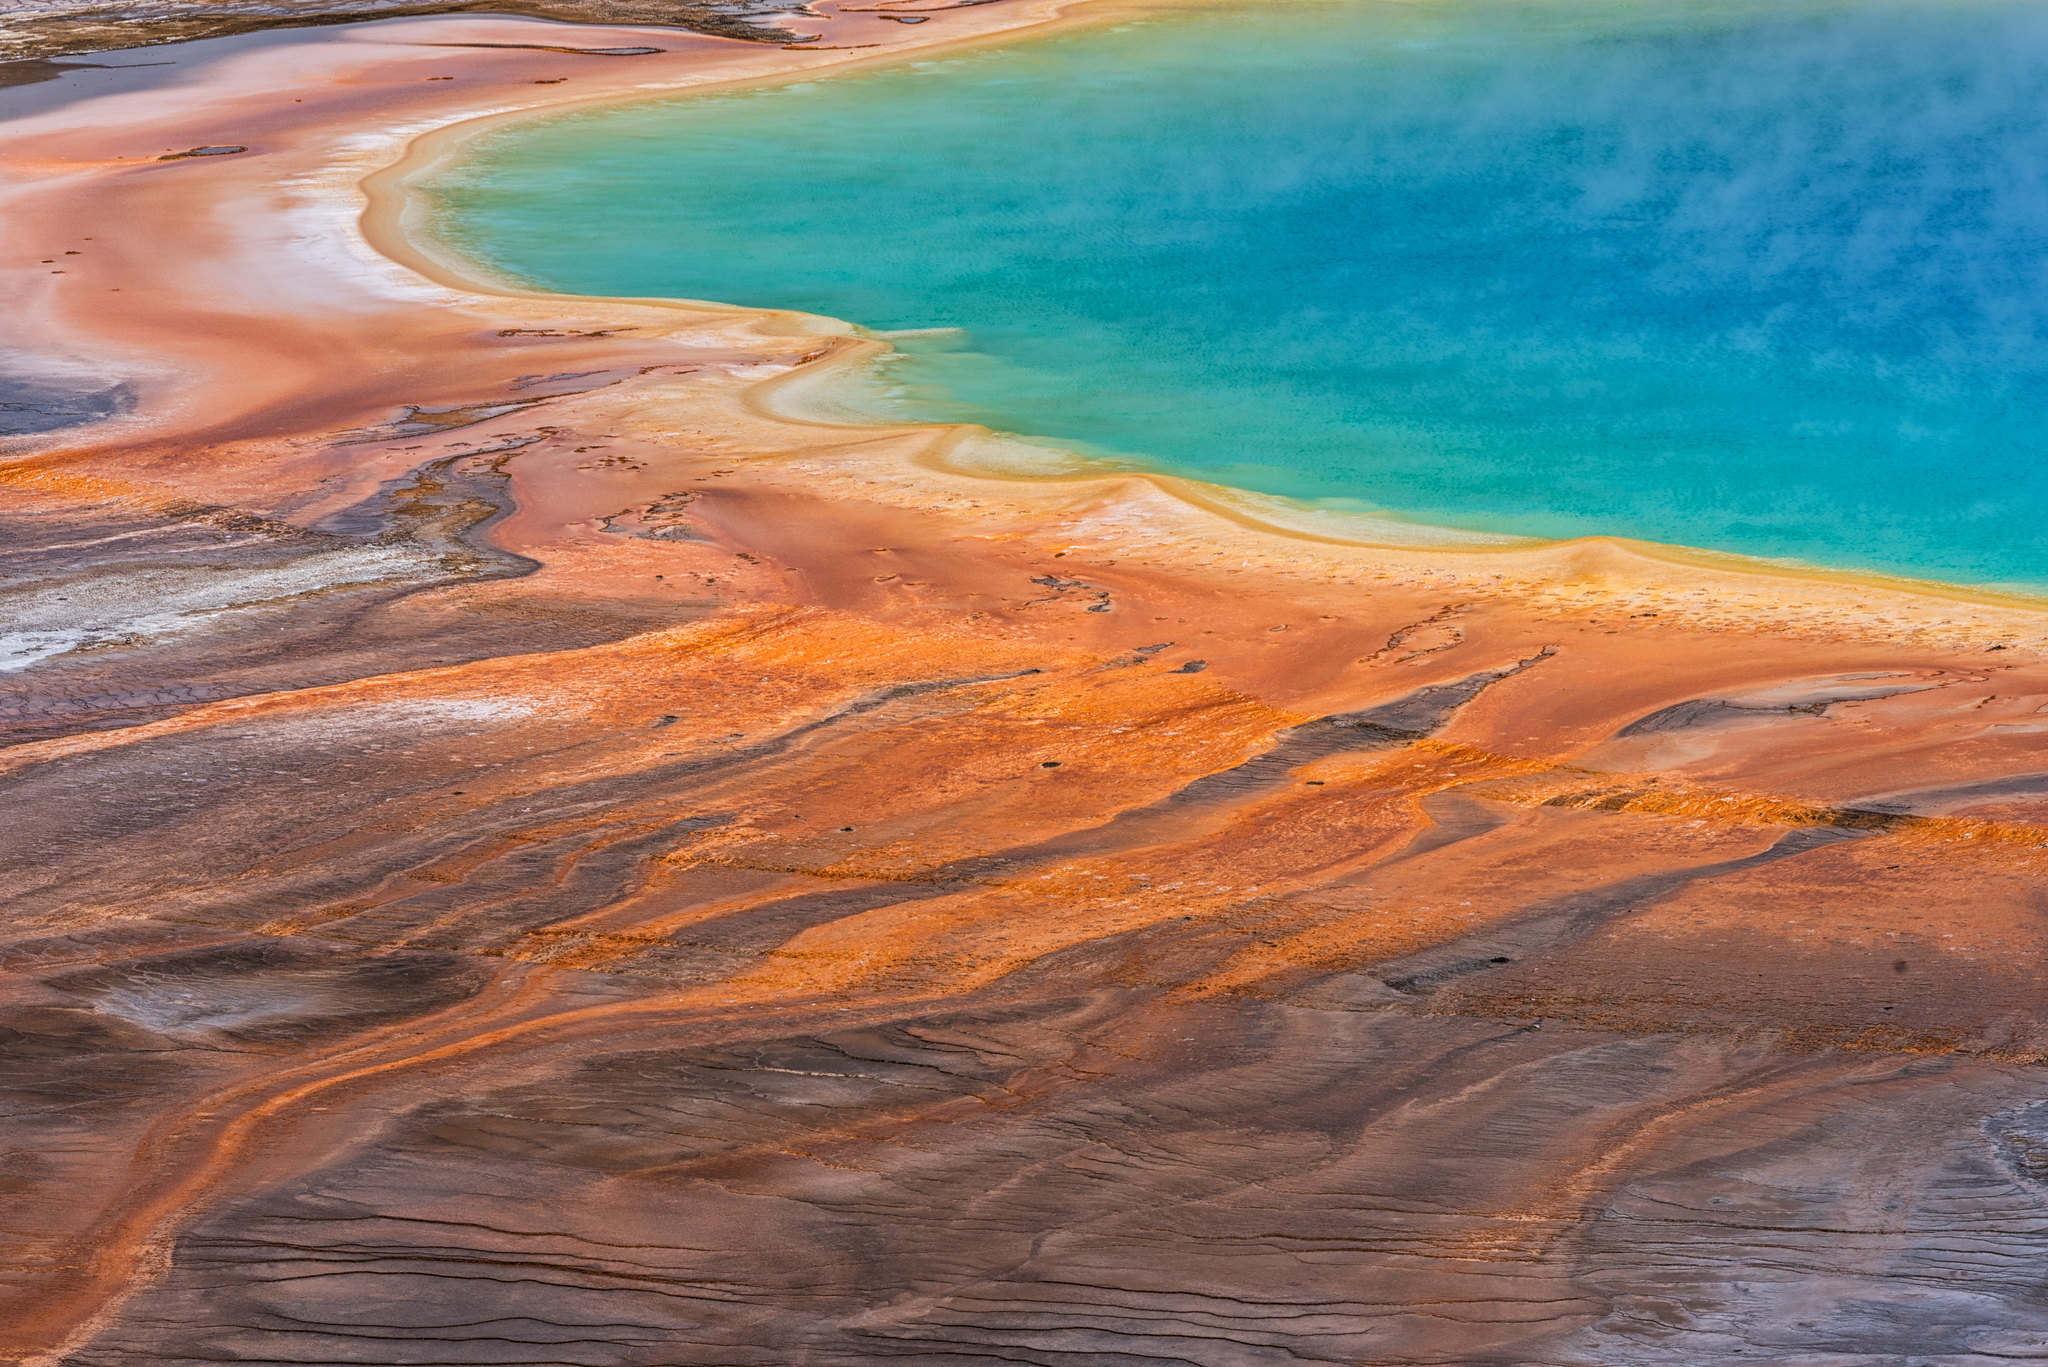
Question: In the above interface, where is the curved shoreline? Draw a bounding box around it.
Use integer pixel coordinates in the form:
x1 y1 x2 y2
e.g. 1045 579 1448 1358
363 1 2048 617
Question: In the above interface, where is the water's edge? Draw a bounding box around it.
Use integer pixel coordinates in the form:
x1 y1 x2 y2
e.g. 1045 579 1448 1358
373 0 2048 613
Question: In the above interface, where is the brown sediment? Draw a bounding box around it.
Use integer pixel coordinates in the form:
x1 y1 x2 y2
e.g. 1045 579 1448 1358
6 4 2048 1364
0 0 827 67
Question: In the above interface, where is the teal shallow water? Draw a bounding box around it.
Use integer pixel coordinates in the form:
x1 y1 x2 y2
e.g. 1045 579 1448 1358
430 0 2048 589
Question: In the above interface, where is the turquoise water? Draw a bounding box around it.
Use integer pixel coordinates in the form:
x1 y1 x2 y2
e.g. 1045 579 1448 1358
431 0 2048 588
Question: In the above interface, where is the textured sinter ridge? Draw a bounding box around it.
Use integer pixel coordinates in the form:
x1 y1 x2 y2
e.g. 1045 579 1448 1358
7 8 2048 1366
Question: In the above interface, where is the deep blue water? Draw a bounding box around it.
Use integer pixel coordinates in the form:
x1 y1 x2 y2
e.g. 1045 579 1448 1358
430 0 2048 588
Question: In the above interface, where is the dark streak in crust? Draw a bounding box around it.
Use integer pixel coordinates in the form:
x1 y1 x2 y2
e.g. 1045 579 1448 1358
1371 824 1870 997
426 40 666 52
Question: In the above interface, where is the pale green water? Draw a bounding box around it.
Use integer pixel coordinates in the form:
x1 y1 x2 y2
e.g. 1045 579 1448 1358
430 0 2048 588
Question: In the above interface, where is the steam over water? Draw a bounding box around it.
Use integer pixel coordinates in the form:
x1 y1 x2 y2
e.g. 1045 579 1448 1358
434 0 2048 588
